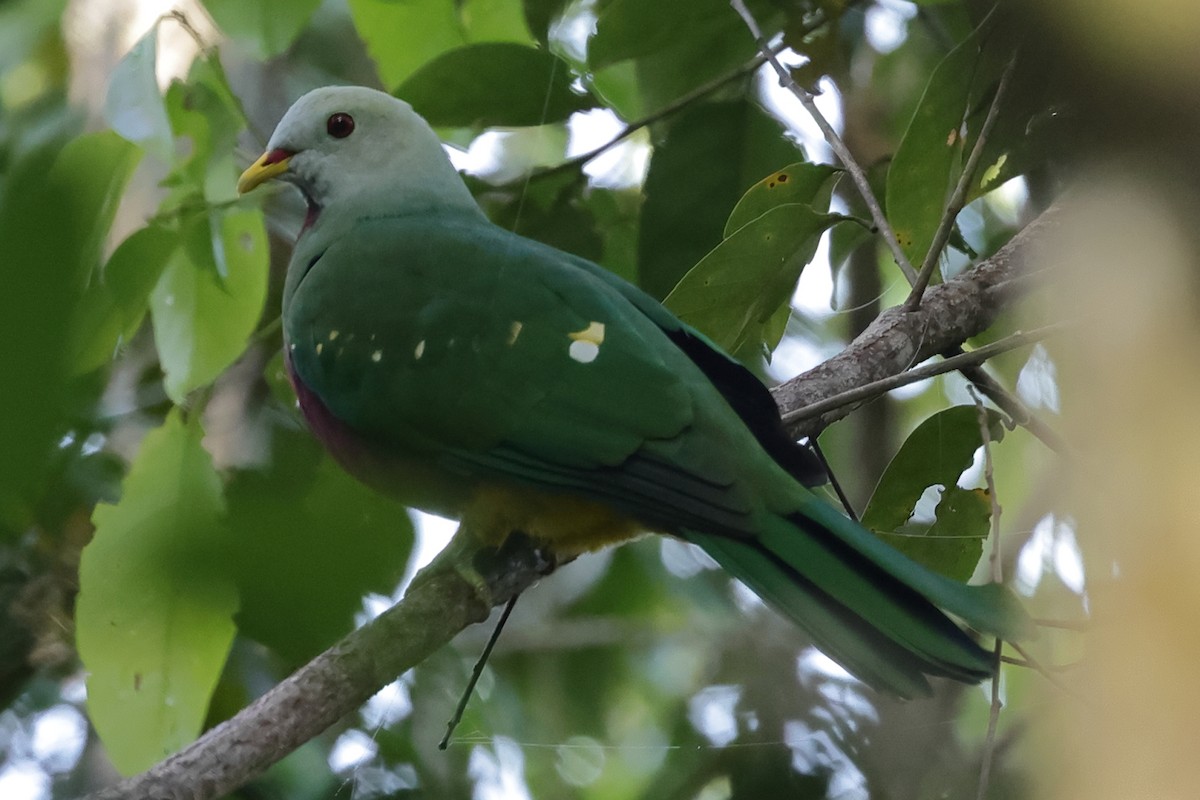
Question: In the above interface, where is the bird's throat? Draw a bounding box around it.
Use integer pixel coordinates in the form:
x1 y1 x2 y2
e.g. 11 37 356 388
302 200 322 233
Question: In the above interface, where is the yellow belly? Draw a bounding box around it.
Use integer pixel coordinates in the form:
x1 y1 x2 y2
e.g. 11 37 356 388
462 483 650 556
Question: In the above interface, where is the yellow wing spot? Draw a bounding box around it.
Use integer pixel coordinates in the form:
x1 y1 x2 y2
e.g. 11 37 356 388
507 321 523 345
328 330 339 341
371 349 383 362
316 342 324 355
568 321 606 345
414 340 426 359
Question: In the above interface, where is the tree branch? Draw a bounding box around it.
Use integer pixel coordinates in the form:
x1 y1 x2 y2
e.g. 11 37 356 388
773 203 1061 440
82 537 551 800
782 321 1068 426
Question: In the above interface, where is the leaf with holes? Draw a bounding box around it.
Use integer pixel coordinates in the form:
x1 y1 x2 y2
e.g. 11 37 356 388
862 406 1005 580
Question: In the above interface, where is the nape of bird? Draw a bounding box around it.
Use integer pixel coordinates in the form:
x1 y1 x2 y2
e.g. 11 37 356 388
237 85 1029 699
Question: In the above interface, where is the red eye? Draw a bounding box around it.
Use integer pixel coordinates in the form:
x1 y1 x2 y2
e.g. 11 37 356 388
326 113 355 139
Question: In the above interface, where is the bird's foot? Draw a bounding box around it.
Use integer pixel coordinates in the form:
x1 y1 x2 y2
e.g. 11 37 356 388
407 527 558 610
408 525 492 604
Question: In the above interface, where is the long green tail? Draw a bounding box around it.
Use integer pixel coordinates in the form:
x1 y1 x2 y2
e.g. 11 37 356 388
684 499 1032 698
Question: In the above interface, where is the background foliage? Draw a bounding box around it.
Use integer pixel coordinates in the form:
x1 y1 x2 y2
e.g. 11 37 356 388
5 0 1198 798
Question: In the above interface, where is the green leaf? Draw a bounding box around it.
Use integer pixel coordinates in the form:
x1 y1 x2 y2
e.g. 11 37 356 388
0 132 139 527
663 204 840 356
76 411 237 775
51 132 144 287
637 99 800 299
104 24 173 161
588 59 644 120
71 225 179 373
885 29 979 269
473 169 604 262
966 75 1068 204
202 0 323 59
589 0 777 113
397 43 589 128
150 208 268 403
226 427 413 664
590 0 759 69
462 0 535 43
347 0 466 89
724 162 840 237
164 56 246 211
861 405 1006 581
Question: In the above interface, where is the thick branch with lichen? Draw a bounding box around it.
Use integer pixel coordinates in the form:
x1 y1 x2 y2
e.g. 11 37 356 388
80 204 1054 800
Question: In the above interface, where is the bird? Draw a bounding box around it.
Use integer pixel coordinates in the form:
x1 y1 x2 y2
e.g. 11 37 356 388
237 85 1028 699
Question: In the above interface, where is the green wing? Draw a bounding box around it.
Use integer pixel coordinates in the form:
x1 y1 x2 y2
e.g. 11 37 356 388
286 212 770 532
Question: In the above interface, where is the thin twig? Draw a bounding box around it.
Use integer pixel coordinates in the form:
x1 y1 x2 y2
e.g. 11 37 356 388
782 322 1068 425
729 0 918 283
165 9 214 55
251 316 282 347
959 361 1069 454
523 34 801 183
975 638 1005 800
440 594 521 749
971 387 1004 584
1009 642 1083 697
904 53 1020 311
809 439 859 521
1032 617 1089 632
970 385 1004 800
1000 655 1081 674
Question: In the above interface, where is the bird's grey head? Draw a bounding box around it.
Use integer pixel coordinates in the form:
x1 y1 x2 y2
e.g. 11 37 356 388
238 86 478 220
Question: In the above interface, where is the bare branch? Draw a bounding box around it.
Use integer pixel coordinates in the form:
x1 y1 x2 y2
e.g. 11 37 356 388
773 203 1062 439
971 386 1006 800
975 639 1006 800
783 322 1069 426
